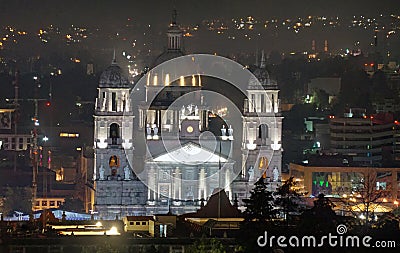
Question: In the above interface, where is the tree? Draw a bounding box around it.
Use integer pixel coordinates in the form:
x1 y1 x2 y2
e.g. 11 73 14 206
1 186 32 216
300 193 337 234
59 196 84 212
187 237 227 253
274 177 304 226
243 178 276 222
340 171 387 226
312 88 329 109
335 69 372 114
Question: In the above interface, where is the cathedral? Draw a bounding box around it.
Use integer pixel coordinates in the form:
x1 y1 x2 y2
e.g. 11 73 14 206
93 13 282 219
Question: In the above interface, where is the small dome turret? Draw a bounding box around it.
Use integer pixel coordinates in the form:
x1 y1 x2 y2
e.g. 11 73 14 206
99 53 130 88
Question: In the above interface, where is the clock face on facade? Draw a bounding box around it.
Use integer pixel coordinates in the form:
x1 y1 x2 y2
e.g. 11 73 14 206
180 119 199 138
186 125 194 133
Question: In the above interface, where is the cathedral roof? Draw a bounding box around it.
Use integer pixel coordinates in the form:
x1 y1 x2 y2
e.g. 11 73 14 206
182 189 242 218
153 50 185 67
99 55 130 88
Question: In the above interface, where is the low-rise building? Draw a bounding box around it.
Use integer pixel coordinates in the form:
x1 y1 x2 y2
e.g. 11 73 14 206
289 163 400 200
123 215 153 233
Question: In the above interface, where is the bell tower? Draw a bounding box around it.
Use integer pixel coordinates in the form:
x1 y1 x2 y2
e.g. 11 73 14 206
241 51 283 186
93 55 146 218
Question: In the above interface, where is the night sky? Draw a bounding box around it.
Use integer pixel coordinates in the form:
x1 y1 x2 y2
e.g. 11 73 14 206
1 0 398 28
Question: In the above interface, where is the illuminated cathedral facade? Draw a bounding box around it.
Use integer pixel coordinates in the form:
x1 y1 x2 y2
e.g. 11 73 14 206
93 13 282 218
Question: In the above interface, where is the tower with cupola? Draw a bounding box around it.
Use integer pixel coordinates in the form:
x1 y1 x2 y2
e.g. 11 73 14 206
93 55 146 218
241 51 283 188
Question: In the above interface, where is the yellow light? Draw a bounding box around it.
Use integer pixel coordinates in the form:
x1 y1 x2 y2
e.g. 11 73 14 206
394 200 399 205
164 74 170 86
95 221 102 227
192 75 196 86
146 73 150 86
180 76 185 86
342 194 347 198
153 74 158 86
107 226 120 235
383 198 388 203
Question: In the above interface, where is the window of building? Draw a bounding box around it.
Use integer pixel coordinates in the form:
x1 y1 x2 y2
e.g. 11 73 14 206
142 221 146 225
251 94 256 112
258 124 269 144
111 92 116 111
162 170 169 180
130 222 134 225
49 201 55 206
42 201 47 206
135 222 140 225
110 123 120 145
260 94 265 112
109 155 119 167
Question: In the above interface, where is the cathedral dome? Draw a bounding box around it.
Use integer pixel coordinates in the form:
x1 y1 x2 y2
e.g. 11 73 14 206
153 50 185 67
249 51 277 89
252 65 270 85
99 60 130 88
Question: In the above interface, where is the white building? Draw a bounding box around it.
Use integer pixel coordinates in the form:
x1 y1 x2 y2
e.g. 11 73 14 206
93 12 282 218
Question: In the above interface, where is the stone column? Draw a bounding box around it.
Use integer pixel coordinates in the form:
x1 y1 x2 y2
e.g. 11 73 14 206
199 167 206 199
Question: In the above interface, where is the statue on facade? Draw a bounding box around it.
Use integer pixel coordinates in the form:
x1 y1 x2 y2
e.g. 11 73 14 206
153 123 159 139
221 125 226 136
273 166 279 182
180 106 186 118
228 125 233 140
146 124 152 139
124 165 130 180
187 104 193 115
248 165 255 181
99 165 105 180
194 105 199 116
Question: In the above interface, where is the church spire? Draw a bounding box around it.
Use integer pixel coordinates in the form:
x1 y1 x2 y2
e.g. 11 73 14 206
112 48 117 65
260 50 266 69
167 9 182 51
171 9 177 25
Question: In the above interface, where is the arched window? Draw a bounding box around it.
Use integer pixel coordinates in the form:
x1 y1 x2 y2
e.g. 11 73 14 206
258 124 268 144
109 155 119 167
110 123 120 145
